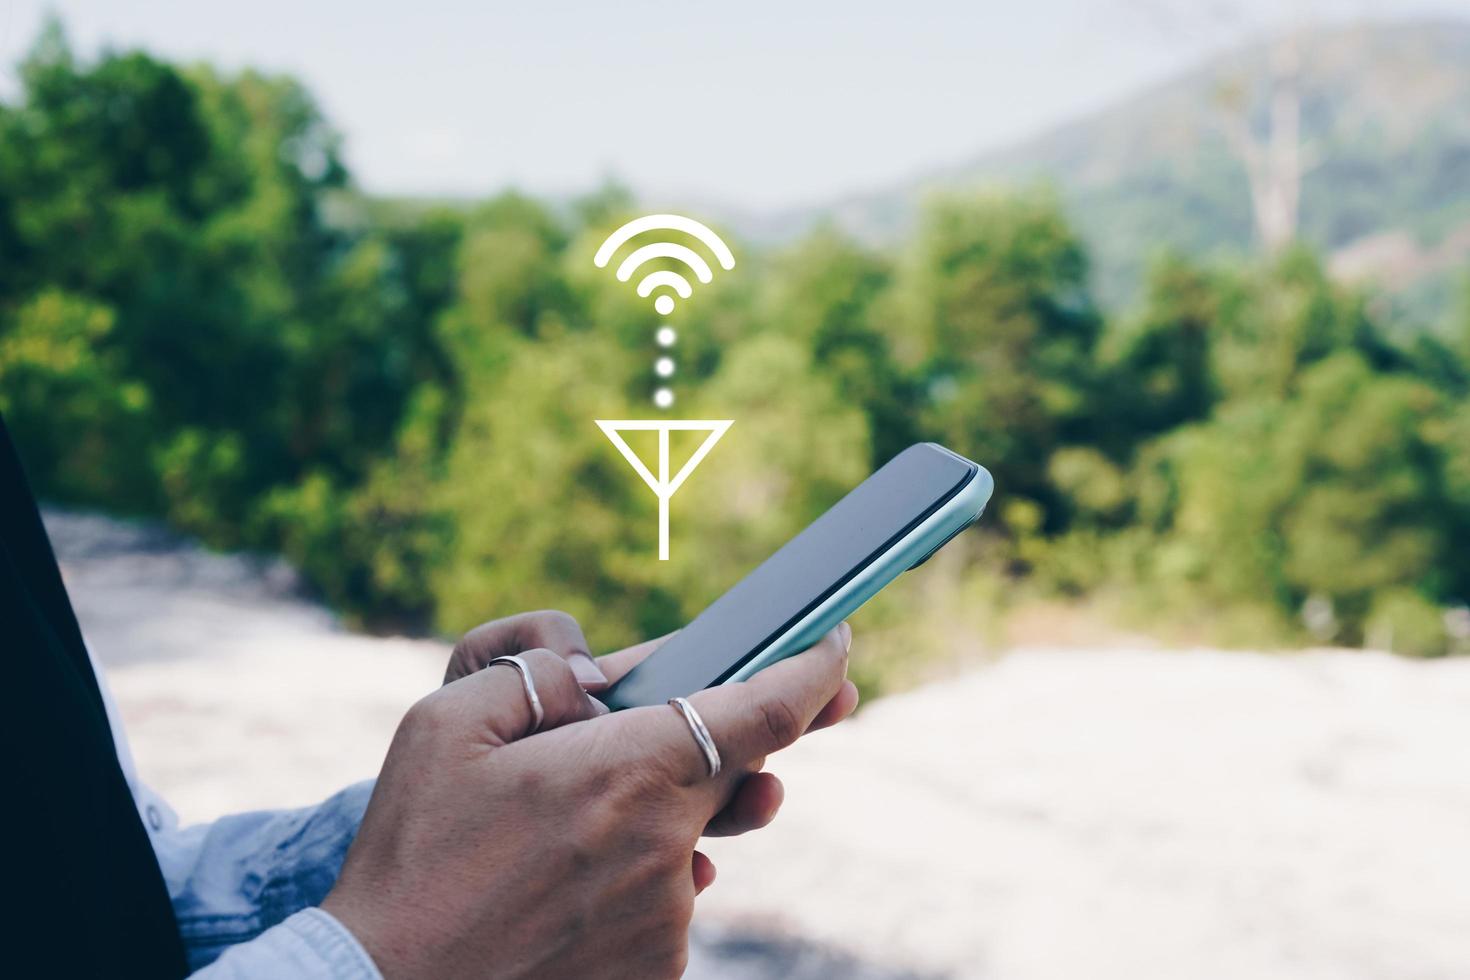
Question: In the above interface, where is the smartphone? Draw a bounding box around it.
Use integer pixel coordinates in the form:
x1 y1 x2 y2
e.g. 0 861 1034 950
598 443 993 710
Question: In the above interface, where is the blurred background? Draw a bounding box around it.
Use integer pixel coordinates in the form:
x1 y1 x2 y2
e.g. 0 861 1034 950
3 1 1470 977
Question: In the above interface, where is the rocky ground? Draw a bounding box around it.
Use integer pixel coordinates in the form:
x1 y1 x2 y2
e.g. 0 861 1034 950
47 508 1470 979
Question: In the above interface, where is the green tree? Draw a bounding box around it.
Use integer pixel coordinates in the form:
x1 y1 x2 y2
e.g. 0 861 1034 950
762 227 914 466
1104 254 1218 447
0 290 154 507
1141 352 1454 647
0 22 452 551
890 192 1103 529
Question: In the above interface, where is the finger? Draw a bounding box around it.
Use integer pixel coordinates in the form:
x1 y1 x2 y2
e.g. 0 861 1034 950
595 632 675 685
440 647 606 746
806 679 860 734
704 771 784 837
506 611 604 688
692 850 717 895
453 610 607 690
682 622 850 779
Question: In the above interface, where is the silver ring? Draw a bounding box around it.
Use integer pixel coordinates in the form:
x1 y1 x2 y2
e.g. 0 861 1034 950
485 655 545 733
668 697 721 778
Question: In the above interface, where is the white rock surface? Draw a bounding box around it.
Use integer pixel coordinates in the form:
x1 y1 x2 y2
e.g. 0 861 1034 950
698 647 1470 980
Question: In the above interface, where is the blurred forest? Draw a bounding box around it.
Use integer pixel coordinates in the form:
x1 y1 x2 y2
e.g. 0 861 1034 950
3 22 1469 688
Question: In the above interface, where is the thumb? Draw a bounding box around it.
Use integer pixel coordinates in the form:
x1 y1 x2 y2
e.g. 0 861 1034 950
604 624 851 788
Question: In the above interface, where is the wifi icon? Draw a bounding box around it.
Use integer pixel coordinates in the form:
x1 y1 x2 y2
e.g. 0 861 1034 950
594 213 736 409
594 214 736 317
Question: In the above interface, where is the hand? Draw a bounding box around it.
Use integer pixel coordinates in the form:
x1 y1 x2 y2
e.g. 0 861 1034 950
323 624 855 979
594 632 860 851
442 611 861 847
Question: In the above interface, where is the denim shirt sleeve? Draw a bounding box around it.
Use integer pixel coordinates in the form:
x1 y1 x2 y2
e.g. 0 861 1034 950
148 780 380 975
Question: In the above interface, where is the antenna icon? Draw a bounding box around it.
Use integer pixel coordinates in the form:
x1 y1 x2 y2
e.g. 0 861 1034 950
596 419 732 561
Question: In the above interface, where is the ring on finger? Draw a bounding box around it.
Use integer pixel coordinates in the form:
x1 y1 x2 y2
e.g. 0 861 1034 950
485 654 546 733
668 696 721 778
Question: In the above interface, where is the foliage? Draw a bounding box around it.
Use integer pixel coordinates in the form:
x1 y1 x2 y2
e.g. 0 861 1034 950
1 22 1468 673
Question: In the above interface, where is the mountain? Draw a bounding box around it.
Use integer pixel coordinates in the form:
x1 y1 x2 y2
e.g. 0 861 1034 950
749 19 1470 326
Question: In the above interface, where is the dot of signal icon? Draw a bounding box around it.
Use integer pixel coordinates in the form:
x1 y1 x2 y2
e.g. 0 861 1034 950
593 214 735 561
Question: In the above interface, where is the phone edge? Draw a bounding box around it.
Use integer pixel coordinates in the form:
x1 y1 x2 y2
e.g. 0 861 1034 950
723 459 994 684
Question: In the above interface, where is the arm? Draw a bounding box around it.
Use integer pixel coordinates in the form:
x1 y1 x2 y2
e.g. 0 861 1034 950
105 612 856 978
142 611 605 972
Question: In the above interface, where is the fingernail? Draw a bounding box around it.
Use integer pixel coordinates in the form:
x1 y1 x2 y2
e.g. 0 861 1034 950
569 652 609 690
837 621 852 652
587 693 610 716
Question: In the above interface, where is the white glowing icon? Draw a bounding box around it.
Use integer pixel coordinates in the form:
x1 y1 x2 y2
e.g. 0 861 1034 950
594 214 736 318
597 419 732 561
593 215 735 559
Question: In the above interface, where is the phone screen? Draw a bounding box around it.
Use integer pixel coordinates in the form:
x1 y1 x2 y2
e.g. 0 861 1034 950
600 444 975 708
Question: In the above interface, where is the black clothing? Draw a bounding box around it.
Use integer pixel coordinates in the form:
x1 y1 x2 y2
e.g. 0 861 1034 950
1 414 188 978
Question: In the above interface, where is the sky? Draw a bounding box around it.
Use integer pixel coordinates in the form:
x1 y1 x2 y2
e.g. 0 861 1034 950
0 0 1465 211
